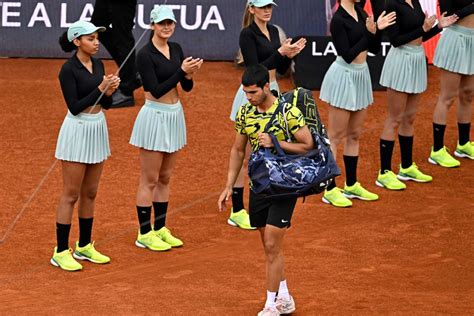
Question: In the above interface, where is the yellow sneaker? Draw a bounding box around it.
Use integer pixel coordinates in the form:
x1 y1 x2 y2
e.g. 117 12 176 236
397 163 432 183
73 241 110 264
376 170 406 190
50 247 83 272
155 227 183 248
455 141 474 159
228 209 256 230
429 146 460 168
343 182 379 201
322 187 352 207
136 230 171 251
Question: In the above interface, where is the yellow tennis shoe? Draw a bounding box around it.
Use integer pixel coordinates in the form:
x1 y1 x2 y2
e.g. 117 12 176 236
73 241 110 264
50 247 83 272
136 230 171 251
429 146 460 168
228 209 256 230
154 227 183 248
397 163 432 183
455 141 474 159
322 187 352 207
343 182 379 201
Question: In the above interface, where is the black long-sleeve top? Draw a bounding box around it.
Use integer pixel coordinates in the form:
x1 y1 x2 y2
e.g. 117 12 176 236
58 54 112 116
357 0 386 19
330 5 383 64
239 22 291 75
136 41 193 100
439 0 474 19
384 0 442 47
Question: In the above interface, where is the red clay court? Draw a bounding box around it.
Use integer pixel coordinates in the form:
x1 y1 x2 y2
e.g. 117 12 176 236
0 59 472 314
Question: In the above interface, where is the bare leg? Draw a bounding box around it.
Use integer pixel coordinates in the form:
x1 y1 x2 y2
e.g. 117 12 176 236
433 69 462 125
328 106 351 160
78 162 104 219
458 74 474 125
263 225 286 293
136 149 163 206
380 88 409 141
343 109 368 156
153 152 178 202
57 161 87 224
399 94 421 137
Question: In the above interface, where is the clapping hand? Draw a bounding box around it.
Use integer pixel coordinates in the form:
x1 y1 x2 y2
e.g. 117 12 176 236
438 12 458 29
366 16 377 34
278 38 307 59
422 13 437 32
181 57 204 78
99 74 120 97
376 11 397 31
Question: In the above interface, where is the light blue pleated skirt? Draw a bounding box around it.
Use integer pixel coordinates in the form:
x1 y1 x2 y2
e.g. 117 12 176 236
319 57 373 111
229 80 279 121
434 25 474 75
130 99 186 153
380 44 427 94
55 111 110 164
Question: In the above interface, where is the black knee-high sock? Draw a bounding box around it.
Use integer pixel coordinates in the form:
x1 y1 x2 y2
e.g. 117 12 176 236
458 123 471 146
56 223 71 252
380 139 395 172
231 187 244 212
399 135 414 169
153 201 168 230
137 206 152 235
343 155 358 187
78 217 93 247
433 123 446 151
327 179 336 190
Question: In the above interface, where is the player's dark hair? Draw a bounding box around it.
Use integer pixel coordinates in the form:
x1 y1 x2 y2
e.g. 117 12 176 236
242 64 269 89
59 31 77 53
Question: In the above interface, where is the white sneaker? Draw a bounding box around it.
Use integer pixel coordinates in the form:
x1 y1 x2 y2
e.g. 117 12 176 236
276 296 296 314
257 306 280 316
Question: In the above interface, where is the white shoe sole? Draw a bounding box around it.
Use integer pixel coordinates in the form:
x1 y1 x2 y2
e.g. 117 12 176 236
375 180 405 190
322 196 351 207
343 192 377 201
50 258 59 267
135 240 171 251
322 196 331 205
227 218 238 227
454 151 474 159
50 258 82 271
428 157 460 168
396 174 431 183
73 252 109 264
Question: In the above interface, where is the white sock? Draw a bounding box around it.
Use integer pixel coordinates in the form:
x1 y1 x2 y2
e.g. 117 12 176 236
278 280 290 300
265 291 277 308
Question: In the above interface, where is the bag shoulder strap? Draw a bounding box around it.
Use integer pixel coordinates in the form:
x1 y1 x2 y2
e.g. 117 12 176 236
263 99 284 134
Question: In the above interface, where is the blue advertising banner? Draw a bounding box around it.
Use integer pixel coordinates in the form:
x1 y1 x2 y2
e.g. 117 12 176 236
0 0 327 60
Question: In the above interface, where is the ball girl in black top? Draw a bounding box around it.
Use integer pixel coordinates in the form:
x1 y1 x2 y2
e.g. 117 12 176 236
52 21 120 271
376 0 457 191
227 0 306 230
319 0 396 207
430 0 474 166
130 6 203 251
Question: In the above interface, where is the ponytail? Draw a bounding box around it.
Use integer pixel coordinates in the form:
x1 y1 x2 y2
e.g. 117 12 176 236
58 31 77 53
242 4 254 29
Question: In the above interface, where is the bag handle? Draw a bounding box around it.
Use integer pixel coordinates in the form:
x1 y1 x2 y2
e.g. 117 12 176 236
268 134 286 156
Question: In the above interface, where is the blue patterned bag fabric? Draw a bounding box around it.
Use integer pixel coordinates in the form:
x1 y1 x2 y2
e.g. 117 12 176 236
248 88 340 199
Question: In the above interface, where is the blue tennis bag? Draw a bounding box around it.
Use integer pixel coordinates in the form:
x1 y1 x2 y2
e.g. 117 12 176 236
248 88 340 199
